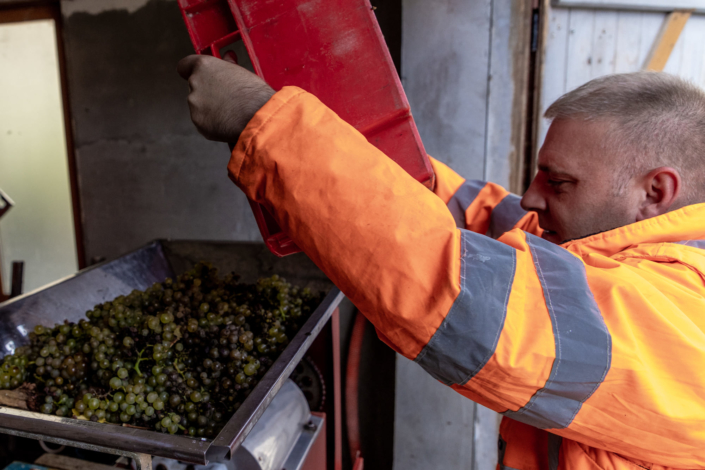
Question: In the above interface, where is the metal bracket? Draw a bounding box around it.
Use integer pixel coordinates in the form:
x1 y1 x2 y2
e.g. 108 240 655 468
0 188 14 219
281 413 324 470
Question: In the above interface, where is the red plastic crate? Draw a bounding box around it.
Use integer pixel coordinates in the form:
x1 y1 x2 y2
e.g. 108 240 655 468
178 0 434 256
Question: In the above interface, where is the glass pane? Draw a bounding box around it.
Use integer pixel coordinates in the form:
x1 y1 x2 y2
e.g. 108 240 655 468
0 18 77 294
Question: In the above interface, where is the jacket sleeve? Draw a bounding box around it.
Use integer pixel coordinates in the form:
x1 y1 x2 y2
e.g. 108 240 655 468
228 87 705 468
430 157 543 237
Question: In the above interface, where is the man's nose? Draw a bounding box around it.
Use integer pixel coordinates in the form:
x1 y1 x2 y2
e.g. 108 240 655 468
521 178 546 212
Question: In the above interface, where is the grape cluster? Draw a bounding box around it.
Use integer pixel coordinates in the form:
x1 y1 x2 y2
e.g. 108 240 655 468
0 264 321 438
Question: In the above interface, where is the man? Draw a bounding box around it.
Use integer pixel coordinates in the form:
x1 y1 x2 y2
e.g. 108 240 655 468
177 55 705 470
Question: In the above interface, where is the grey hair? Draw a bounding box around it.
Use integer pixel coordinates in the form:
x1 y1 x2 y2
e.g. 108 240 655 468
544 72 705 202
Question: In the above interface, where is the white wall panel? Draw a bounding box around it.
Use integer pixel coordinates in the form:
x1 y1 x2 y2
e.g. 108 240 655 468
613 11 643 73
537 7 705 149
553 0 705 12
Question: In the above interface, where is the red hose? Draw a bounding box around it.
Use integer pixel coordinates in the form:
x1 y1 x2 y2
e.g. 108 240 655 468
346 311 366 460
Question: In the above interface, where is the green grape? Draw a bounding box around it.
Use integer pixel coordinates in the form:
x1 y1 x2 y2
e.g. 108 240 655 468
0 263 322 438
147 316 160 330
169 394 181 407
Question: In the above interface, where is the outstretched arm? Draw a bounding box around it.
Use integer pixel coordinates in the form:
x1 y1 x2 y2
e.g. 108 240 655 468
178 56 705 468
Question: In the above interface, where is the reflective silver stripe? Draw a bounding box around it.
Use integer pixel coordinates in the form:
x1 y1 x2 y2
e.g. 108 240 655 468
414 229 516 385
503 234 611 429
676 239 705 250
548 433 563 470
447 180 486 228
488 194 527 239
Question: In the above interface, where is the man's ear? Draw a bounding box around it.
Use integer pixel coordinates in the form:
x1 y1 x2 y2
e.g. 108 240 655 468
636 167 681 222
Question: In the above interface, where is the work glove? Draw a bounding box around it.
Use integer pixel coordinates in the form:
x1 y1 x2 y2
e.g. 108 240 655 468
177 54 275 144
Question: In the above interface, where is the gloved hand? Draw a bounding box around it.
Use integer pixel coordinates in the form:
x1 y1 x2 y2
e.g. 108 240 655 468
177 55 275 143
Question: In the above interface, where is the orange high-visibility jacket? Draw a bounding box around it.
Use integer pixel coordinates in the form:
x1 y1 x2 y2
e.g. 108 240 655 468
228 87 705 470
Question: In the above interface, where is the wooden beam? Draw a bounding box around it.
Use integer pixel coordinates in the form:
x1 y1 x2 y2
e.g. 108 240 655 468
644 9 693 71
552 0 705 13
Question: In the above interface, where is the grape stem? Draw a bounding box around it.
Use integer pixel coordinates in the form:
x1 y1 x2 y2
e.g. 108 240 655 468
133 348 150 377
173 359 187 381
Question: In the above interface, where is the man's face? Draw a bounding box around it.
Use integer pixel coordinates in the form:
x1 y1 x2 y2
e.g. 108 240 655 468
521 118 641 244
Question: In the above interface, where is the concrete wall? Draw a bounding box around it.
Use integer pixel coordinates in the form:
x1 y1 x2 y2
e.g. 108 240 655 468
402 0 531 192
61 0 260 264
397 1 531 470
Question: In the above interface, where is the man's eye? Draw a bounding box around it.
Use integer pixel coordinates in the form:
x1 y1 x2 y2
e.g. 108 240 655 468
547 179 566 187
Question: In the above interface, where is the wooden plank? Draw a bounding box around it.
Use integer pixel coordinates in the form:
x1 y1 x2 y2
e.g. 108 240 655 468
0 4 54 24
644 10 692 71
529 0 552 183
668 14 705 81
688 15 705 83
591 9 618 77
637 11 667 66
484 0 532 192
552 0 705 13
661 15 686 73
537 5 570 150
614 10 644 72
565 9 595 91
0 388 29 409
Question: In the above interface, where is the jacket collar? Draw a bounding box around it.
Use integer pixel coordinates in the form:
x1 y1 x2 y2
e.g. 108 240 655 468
560 203 705 258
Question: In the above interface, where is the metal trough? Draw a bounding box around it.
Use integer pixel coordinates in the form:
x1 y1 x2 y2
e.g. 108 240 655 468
0 240 343 467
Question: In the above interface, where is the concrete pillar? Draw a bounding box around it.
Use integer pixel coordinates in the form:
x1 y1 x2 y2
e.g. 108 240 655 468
397 1 531 468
